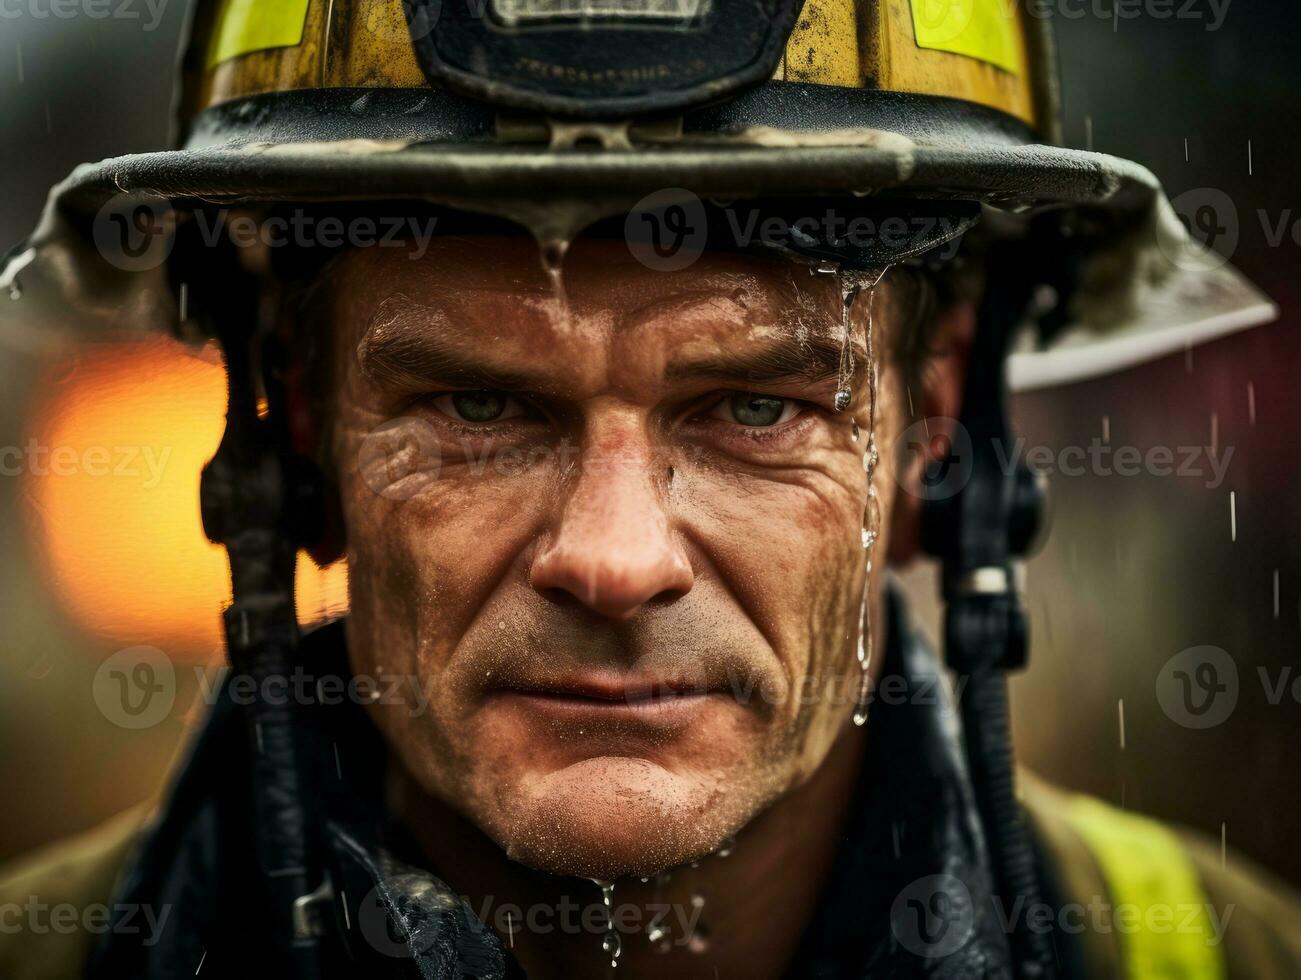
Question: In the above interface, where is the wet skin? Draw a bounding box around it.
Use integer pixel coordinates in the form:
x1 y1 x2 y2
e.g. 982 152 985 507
317 236 915 976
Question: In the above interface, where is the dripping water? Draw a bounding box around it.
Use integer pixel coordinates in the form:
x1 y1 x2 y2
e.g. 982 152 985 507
844 267 888 726
540 238 571 323
590 879 621 969
649 871 672 953
829 267 888 413
686 894 709 954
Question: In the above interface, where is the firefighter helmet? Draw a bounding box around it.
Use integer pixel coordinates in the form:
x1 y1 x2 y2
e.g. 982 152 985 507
0 0 1274 385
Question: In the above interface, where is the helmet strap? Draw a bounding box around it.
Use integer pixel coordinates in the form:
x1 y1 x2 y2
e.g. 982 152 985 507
198 245 328 976
921 238 1054 980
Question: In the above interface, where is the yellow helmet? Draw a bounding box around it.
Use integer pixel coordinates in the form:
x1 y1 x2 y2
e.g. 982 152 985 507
1 0 1273 386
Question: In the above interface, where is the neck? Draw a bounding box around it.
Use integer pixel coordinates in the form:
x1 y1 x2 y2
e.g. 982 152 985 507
392 722 867 980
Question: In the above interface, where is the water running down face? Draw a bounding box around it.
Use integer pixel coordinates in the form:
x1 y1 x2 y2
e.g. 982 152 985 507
322 236 907 881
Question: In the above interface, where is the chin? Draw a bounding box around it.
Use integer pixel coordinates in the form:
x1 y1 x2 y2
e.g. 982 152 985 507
488 756 757 880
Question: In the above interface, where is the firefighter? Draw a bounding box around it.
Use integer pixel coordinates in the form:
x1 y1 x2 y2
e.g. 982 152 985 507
0 1 1297 978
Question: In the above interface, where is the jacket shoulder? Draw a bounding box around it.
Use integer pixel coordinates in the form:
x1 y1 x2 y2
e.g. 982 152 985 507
0 806 148 980
1023 773 1301 979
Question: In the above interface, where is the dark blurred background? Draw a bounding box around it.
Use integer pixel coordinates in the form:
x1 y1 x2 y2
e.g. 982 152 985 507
0 0 1297 889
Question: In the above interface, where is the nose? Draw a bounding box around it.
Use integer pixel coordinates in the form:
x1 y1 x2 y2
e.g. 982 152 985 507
530 429 693 621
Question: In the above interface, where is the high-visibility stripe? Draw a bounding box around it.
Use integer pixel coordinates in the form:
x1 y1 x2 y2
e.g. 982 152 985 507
207 0 312 69
1065 796 1227 980
909 0 1022 74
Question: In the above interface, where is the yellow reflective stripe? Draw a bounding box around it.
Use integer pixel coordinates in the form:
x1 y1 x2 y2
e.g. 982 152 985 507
909 0 1022 75
1065 797 1226 980
207 0 312 69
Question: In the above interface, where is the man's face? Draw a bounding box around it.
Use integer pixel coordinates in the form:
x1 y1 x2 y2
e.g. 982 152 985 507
324 236 902 880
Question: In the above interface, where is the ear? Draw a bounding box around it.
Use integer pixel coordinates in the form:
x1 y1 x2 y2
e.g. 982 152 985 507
886 296 976 566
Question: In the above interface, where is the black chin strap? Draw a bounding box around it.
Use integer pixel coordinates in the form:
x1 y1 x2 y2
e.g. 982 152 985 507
197 249 327 979
921 242 1055 980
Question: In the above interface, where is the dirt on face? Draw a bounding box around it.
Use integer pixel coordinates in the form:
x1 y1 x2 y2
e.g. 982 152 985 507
325 236 904 880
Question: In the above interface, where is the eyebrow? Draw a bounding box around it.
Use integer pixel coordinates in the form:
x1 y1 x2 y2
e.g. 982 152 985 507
355 298 868 394
665 333 867 388
355 302 554 393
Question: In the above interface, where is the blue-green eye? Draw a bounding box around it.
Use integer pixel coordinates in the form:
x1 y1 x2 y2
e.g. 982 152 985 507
433 390 525 424
711 393 799 427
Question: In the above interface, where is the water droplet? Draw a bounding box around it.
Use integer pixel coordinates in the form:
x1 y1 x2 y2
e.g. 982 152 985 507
686 924 710 955
539 238 571 318
7 280 20 301
715 835 735 858
850 420 860 442
603 930 622 968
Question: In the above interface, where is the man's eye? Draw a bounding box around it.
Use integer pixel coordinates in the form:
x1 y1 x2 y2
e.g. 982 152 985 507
709 393 800 427
432 390 525 424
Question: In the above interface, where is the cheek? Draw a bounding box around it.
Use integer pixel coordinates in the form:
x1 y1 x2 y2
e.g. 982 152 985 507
677 458 867 733
335 416 551 677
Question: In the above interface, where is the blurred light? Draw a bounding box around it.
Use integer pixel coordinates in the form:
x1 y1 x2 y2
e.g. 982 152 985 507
23 337 348 661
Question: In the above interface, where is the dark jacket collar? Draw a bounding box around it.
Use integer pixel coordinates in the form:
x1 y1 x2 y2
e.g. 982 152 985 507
88 592 1014 979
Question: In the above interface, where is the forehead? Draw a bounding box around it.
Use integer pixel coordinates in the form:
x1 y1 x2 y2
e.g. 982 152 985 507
325 235 847 346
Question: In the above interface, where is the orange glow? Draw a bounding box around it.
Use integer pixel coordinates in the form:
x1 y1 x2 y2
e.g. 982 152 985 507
24 337 348 661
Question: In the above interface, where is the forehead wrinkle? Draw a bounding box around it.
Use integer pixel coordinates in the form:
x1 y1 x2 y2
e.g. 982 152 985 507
354 294 548 392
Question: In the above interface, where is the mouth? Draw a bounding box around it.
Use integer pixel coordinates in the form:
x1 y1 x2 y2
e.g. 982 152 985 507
485 674 731 728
